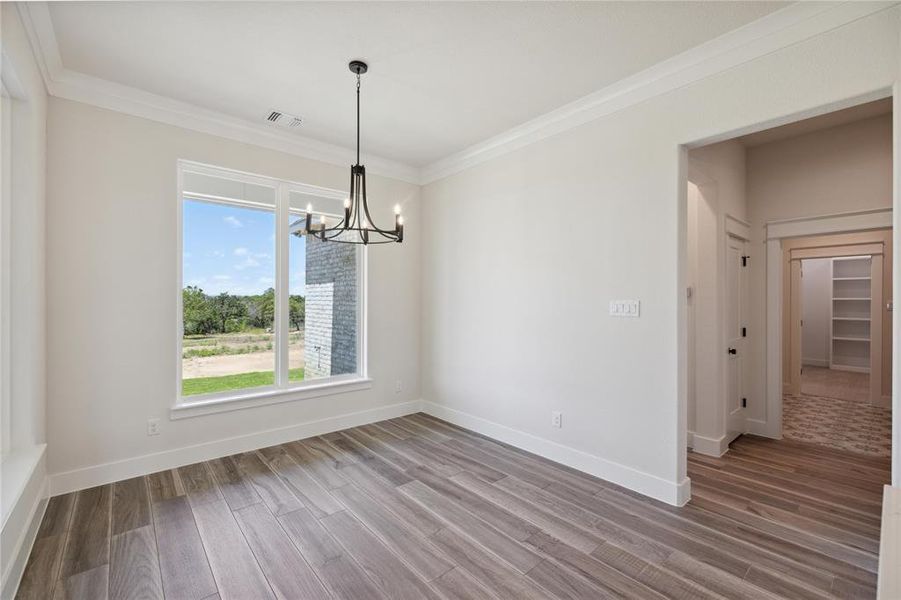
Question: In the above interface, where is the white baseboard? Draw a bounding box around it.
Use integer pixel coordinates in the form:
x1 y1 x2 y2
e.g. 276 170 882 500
422 401 690 507
688 431 729 457
1 448 48 600
49 400 422 496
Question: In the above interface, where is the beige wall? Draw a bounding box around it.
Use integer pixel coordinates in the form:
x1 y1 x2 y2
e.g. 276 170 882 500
801 258 832 367
421 9 899 504
45 98 422 480
687 140 746 454
746 112 894 416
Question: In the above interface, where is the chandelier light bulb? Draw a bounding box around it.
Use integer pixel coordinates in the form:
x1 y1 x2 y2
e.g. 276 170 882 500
344 198 351 208
306 203 312 213
394 204 401 215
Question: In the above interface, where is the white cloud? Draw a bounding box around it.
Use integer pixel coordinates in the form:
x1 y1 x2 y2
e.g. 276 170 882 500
234 257 260 271
212 274 231 281
223 216 243 228
205 249 225 258
257 276 274 285
233 247 248 256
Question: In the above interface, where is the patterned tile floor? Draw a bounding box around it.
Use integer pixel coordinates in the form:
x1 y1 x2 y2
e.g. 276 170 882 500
783 393 892 457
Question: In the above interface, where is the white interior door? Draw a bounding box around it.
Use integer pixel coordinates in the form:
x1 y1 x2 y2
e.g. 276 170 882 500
725 235 748 442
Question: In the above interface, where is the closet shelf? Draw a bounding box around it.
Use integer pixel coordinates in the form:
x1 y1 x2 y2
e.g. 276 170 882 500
827 255 873 375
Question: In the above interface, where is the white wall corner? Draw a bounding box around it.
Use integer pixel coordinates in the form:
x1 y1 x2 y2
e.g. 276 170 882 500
1 447 48 600
745 418 777 439
421 401 689 507
688 432 730 457
49 400 421 496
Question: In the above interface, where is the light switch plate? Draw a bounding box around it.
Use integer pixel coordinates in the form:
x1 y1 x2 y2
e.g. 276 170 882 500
609 300 640 317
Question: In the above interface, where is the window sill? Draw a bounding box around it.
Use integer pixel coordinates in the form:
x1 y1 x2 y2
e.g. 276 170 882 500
1 444 46 528
170 377 373 420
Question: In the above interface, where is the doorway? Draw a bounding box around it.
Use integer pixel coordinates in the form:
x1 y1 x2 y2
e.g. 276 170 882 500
684 97 895 474
800 256 871 403
780 232 893 458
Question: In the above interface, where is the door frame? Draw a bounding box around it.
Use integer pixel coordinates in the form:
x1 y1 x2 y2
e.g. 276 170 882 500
782 234 889 405
764 211 893 439
678 87 900 496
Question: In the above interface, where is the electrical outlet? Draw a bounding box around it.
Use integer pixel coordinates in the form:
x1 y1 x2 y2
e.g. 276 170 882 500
147 418 161 436
395 379 403 394
551 411 562 428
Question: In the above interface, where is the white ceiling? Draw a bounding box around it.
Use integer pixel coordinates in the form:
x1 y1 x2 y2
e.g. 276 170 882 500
46 1 788 168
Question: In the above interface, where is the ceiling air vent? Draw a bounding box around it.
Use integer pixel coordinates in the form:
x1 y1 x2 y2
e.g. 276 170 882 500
265 110 303 129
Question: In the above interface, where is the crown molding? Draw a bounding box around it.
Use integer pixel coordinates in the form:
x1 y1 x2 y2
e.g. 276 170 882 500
419 1 899 184
16 2 899 188
16 3 422 185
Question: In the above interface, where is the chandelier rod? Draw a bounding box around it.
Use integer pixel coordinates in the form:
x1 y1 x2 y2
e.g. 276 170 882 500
356 73 361 166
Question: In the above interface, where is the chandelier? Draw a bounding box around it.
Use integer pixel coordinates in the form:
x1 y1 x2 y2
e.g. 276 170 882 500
291 60 403 245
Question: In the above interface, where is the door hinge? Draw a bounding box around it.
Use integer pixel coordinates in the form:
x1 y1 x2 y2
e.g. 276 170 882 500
742 397 747 408
741 327 747 337
741 255 749 267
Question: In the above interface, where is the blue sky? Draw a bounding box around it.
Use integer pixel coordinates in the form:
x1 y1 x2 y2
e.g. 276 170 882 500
183 200 306 296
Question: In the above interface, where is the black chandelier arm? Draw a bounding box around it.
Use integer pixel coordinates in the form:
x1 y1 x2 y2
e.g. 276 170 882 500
310 221 399 241
317 209 398 238
322 235 399 245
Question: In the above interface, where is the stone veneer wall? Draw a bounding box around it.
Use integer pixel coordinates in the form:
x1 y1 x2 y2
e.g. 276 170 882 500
304 238 357 378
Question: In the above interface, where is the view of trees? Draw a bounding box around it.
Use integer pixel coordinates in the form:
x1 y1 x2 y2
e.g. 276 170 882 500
183 286 305 335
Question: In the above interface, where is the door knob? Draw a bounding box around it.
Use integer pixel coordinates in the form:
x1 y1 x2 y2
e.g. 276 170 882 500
727 348 737 355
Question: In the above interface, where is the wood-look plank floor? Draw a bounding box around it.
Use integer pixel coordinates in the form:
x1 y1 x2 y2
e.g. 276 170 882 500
16 416 890 599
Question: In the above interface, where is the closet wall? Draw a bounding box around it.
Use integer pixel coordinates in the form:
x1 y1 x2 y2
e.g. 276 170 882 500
801 258 831 367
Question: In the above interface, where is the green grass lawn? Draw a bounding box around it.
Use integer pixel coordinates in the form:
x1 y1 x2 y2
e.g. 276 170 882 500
182 367 304 396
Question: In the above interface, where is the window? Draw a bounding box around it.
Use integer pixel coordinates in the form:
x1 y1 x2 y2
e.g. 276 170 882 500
178 162 365 408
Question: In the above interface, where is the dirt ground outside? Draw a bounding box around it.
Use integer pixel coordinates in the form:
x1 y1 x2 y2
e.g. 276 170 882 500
183 343 304 378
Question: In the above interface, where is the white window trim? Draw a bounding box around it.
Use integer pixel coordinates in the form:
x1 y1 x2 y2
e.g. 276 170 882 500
0 83 12 456
173 160 369 419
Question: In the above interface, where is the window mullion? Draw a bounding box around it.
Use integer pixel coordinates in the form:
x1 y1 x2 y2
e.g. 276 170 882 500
275 183 289 387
